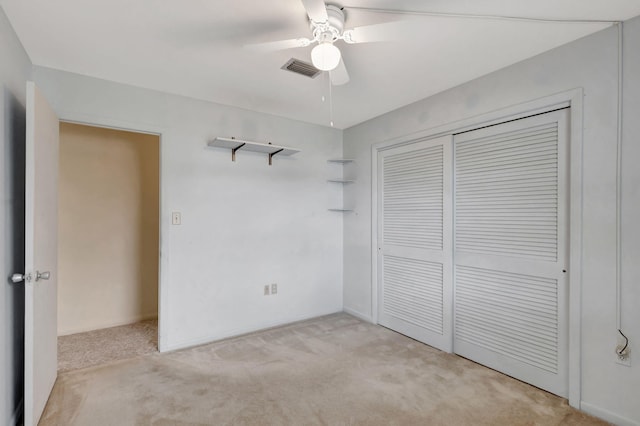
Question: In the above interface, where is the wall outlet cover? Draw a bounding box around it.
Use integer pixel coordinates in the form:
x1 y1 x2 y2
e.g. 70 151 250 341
615 346 631 367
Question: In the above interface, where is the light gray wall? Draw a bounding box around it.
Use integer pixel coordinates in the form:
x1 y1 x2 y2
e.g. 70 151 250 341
617 15 640 425
0 6 31 426
343 18 640 425
33 66 344 352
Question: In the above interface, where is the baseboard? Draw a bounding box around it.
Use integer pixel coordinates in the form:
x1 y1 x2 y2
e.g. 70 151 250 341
161 309 343 353
581 401 639 426
58 313 158 336
343 307 374 324
10 398 23 426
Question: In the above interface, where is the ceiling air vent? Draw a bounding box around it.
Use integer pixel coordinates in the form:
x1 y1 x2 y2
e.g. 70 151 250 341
281 58 322 79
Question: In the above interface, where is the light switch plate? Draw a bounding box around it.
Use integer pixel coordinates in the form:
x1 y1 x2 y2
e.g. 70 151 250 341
172 212 181 225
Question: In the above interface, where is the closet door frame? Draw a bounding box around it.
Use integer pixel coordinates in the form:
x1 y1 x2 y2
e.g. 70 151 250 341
370 88 583 408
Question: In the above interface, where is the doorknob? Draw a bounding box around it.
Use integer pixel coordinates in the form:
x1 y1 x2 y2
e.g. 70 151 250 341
35 271 51 281
11 273 31 283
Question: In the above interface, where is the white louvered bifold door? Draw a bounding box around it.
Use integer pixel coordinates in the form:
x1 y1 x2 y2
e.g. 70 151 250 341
378 135 453 352
453 109 569 397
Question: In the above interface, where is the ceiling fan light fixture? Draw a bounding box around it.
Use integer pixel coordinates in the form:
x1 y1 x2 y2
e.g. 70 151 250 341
311 42 341 71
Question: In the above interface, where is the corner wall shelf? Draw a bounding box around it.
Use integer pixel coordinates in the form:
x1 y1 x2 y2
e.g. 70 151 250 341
327 159 354 164
327 179 355 184
208 137 300 165
328 158 355 212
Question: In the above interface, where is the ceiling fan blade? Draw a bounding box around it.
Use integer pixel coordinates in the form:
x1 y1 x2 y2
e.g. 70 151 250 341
343 21 410 44
330 57 350 86
245 38 312 53
300 0 328 23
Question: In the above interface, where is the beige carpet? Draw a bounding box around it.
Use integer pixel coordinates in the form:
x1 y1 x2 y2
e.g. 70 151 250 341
42 314 605 425
58 319 158 373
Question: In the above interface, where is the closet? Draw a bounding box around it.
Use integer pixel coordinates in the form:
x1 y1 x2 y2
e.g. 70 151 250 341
377 109 569 397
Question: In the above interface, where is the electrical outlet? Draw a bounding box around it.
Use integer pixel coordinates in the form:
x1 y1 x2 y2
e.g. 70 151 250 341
615 346 631 367
263 285 270 296
271 283 278 295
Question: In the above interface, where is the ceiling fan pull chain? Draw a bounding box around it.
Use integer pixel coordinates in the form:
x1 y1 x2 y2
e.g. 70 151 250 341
329 73 334 127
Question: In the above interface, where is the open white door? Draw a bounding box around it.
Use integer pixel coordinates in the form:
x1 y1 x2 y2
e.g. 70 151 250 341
24 81 59 425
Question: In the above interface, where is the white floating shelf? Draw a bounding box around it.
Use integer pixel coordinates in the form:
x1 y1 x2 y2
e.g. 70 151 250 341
327 159 354 164
209 137 300 165
327 158 354 211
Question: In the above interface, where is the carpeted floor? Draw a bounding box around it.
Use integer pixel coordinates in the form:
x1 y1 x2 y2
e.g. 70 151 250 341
42 313 605 425
57 319 158 373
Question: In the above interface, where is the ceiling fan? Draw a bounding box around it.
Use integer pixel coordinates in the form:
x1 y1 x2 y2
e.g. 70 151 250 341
246 0 409 86
246 1 609 88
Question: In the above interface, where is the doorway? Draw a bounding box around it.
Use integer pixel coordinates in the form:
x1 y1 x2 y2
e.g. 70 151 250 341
56 122 160 371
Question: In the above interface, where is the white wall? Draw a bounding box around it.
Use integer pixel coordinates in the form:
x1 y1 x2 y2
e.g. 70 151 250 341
58 123 159 335
33 66 344 351
343 19 639 425
619 15 640 423
0 7 31 425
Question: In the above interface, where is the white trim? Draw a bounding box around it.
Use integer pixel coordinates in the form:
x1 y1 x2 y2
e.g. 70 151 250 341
57 111 164 136
370 88 583 407
370 92 574 152
10 399 23 426
581 401 639 426
567 91 584 409
343 307 374 323
56 111 169 353
615 22 624 333
371 143 379 324
161 310 343 353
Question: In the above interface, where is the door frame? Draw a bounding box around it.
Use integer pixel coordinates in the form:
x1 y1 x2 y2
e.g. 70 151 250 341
370 88 584 408
55 111 168 352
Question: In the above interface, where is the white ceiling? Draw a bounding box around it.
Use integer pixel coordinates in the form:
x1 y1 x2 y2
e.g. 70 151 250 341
2 0 640 129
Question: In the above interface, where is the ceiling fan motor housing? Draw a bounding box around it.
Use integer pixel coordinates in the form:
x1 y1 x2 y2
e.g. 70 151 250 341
310 4 345 42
